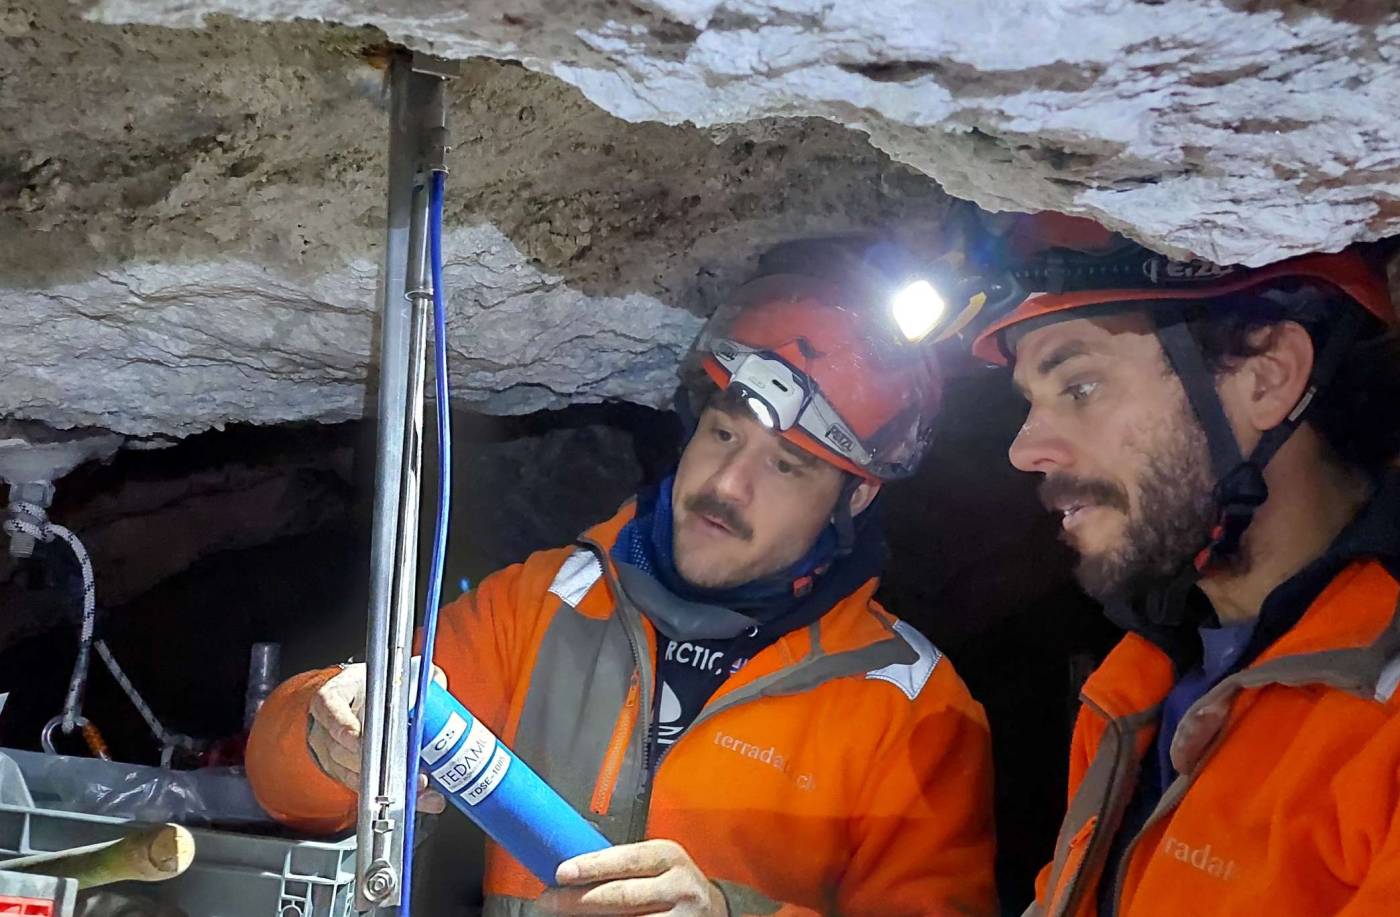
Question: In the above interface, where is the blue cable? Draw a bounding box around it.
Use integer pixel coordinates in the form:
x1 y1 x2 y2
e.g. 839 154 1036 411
400 168 452 916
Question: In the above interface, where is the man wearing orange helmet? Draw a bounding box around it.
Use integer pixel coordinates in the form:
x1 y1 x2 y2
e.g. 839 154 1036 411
246 239 998 916
969 218 1400 916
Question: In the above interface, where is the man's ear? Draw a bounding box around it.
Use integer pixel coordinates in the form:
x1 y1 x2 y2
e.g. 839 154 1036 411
849 479 881 517
1226 321 1315 433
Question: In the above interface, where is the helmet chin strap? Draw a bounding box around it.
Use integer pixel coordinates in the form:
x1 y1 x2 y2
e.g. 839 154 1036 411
831 474 862 557
1151 305 1366 579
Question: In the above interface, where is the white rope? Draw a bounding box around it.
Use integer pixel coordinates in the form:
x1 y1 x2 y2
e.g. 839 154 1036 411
4 501 94 732
95 639 204 753
5 500 205 754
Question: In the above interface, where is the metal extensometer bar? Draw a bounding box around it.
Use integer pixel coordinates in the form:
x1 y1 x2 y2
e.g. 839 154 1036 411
357 51 457 912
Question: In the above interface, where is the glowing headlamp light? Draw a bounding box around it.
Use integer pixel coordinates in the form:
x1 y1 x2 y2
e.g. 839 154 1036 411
891 279 947 343
888 271 1017 345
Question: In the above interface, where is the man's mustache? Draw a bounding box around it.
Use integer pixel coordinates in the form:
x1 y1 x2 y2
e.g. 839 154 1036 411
1038 473 1130 515
683 492 754 541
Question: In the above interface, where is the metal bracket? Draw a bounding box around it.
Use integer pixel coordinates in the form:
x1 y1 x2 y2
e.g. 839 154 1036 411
410 52 461 80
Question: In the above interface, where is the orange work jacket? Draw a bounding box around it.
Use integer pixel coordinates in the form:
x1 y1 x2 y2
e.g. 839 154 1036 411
1031 559 1400 916
248 504 998 916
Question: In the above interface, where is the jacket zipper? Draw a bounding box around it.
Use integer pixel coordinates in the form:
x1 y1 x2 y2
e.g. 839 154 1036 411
623 615 654 844
621 617 830 838
582 540 657 844
1049 817 1101 915
590 670 640 816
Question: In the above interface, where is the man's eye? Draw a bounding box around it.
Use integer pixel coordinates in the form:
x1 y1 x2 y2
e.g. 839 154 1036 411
713 427 734 443
775 460 795 475
1063 381 1099 403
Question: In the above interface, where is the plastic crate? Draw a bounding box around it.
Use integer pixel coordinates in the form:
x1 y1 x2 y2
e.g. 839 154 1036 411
0 804 354 917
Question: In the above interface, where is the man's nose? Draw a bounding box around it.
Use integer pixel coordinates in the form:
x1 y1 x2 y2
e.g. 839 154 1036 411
1009 410 1074 474
708 448 758 506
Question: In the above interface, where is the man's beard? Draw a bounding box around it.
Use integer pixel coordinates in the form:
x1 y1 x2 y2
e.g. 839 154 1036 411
1040 405 1229 603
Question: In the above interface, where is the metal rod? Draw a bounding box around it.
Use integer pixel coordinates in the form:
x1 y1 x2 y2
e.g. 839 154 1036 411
357 52 456 913
367 261 428 910
356 54 420 910
405 175 434 303
379 177 432 880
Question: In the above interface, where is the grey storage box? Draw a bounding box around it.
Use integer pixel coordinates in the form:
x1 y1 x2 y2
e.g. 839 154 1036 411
0 804 354 917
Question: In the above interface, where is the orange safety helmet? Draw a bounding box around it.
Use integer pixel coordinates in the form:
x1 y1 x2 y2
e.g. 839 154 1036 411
690 271 943 482
971 247 1395 366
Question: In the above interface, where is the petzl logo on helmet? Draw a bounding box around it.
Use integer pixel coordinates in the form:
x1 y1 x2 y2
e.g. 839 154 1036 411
825 424 856 454
1142 256 1236 285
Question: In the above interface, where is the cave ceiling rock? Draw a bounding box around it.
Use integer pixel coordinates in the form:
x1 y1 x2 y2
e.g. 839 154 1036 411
88 0 1400 265
4 0 1398 445
0 224 702 437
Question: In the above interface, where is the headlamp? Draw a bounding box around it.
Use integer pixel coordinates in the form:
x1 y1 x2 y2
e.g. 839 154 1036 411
743 396 777 430
891 280 947 343
710 341 874 471
886 271 1029 345
726 351 809 432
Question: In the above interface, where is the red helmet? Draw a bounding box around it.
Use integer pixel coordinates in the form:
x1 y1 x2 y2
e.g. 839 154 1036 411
971 224 1394 366
691 272 943 482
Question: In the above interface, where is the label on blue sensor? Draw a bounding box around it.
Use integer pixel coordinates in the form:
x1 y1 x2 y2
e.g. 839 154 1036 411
465 747 512 806
431 717 499 794
423 711 468 766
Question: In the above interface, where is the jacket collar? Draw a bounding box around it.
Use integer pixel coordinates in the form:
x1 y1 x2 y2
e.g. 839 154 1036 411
1084 472 1400 719
1237 470 1400 669
578 502 895 657
579 498 896 655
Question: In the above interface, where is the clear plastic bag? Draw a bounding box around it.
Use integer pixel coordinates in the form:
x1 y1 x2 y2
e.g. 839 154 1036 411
0 747 270 828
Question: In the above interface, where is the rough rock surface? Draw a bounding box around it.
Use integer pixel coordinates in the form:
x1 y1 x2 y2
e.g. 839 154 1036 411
90 0 1400 266
4 1 1399 439
2 2 952 437
1 224 705 435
